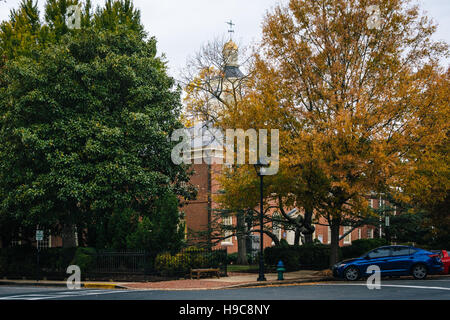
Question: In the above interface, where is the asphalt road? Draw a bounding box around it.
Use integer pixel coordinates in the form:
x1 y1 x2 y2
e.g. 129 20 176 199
1 276 450 300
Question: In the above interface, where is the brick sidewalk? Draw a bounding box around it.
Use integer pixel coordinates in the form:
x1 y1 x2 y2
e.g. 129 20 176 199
0 270 334 290
120 270 334 290
122 279 246 290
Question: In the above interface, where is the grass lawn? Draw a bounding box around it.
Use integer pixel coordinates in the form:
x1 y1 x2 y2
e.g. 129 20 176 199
227 264 260 273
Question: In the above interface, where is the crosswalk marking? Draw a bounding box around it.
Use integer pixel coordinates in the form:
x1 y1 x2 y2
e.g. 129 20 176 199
0 289 128 300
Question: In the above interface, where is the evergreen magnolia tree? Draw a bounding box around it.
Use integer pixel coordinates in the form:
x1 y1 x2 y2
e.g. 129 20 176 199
0 0 50 61
0 0 194 249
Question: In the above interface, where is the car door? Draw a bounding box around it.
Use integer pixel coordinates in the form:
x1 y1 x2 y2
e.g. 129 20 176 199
360 247 393 275
387 246 414 274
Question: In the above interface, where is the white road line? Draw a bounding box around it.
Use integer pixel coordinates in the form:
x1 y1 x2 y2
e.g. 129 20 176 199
0 289 129 300
0 294 54 300
317 283 450 291
33 289 139 300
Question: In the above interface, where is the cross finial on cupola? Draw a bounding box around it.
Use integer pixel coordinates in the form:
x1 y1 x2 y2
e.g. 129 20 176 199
226 20 235 40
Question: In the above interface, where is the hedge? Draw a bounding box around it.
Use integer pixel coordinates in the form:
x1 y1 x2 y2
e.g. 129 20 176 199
265 243 331 271
155 247 227 277
0 246 77 277
265 238 390 271
70 247 97 273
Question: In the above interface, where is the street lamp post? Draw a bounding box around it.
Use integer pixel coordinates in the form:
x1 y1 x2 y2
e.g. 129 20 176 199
254 161 267 282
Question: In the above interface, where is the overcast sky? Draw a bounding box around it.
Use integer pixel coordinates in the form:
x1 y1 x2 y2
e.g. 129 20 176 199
1 0 449 78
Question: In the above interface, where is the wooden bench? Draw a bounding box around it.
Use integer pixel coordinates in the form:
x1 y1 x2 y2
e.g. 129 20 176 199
190 268 220 279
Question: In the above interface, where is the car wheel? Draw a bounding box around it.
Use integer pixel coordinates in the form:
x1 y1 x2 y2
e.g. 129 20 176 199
411 264 428 280
344 266 360 281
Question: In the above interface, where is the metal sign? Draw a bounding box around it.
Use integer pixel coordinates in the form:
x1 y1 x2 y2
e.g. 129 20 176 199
36 230 44 241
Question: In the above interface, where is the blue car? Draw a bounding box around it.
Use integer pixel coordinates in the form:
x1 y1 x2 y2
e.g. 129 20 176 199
333 245 443 281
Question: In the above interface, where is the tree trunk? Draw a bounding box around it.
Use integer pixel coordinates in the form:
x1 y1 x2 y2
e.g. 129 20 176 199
304 232 313 244
303 207 314 244
236 213 248 265
329 222 340 268
294 228 301 245
62 224 77 248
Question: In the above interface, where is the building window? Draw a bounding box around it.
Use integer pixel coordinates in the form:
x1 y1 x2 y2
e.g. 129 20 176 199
327 227 331 244
343 226 352 244
317 234 323 243
358 228 362 240
37 231 51 250
221 216 233 245
11 230 22 247
11 238 21 247
367 228 374 239
272 212 282 242
380 199 385 211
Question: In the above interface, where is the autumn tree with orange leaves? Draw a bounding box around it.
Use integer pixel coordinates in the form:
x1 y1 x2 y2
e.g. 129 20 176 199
234 0 449 266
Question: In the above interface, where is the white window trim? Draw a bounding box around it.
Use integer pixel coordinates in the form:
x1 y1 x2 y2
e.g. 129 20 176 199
327 226 331 244
317 234 323 243
221 216 233 246
343 226 352 244
272 213 282 242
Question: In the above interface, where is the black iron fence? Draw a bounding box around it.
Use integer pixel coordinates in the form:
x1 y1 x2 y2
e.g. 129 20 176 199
154 248 228 278
0 246 228 280
92 250 149 275
0 247 76 280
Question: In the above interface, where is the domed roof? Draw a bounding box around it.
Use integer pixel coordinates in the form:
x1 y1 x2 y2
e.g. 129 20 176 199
223 40 238 51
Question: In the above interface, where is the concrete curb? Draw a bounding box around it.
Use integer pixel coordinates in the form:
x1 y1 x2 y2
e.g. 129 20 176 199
82 283 127 289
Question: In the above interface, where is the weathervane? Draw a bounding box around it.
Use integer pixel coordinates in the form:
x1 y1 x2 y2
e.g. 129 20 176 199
226 20 235 39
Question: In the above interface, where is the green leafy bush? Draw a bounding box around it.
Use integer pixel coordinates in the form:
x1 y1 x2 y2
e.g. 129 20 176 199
297 243 332 269
70 247 97 274
265 243 333 270
227 253 238 264
39 247 77 273
0 247 77 277
155 252 190 276
155 248 224 277
264 246 301 271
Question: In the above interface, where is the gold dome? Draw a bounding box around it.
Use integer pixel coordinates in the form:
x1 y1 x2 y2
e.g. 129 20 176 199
223 40 238 51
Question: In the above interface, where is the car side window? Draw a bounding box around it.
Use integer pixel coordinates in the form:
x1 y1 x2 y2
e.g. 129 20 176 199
367 248 391 258
391 247 411 256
